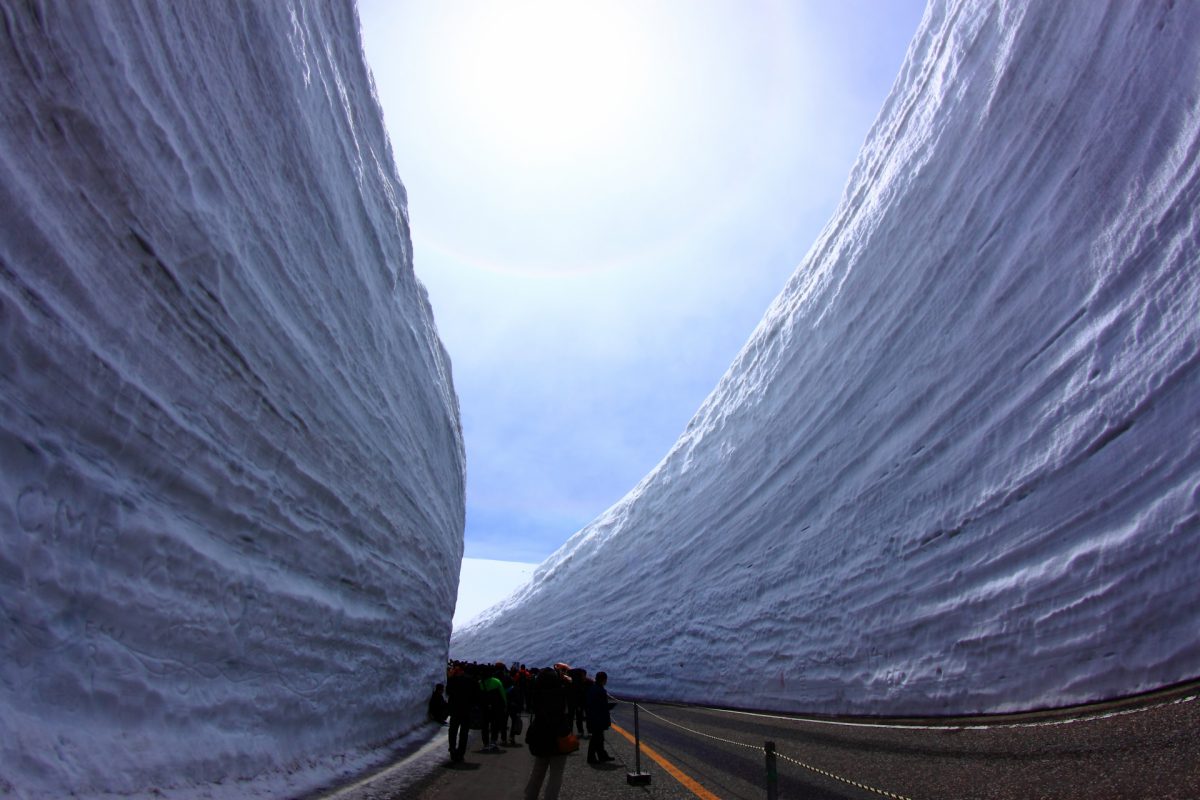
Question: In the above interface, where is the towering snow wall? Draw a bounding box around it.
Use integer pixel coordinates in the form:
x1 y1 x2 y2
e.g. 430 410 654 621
454 0 1200 715
0 2 464 797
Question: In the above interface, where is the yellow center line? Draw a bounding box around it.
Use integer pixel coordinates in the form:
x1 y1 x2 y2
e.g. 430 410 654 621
611 723 723 800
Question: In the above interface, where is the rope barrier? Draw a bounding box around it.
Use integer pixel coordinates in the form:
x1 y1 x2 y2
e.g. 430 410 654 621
772 750 914 800
631 701 916 800
634 702 763 752
609 690 1199 800
689 691 1200 732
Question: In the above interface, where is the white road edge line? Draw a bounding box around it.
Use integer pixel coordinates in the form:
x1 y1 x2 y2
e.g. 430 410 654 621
670 693 1199 731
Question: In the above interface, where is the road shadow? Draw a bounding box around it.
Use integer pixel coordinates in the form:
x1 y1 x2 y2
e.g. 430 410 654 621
473 748 507 756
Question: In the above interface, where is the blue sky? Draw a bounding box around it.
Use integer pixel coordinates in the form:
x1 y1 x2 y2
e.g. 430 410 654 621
358 0 927 565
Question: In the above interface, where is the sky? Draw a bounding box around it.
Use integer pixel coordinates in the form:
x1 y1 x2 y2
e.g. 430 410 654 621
452 558 538 630
357 1 928 579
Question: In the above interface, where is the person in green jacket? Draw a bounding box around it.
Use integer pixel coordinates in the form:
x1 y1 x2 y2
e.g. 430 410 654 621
480 665 508 752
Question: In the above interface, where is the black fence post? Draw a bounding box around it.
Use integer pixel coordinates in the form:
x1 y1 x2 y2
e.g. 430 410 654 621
627 702 652 785
765 740 778 800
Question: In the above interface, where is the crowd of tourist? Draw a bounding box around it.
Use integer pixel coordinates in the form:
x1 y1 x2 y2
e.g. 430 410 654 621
427 660 617 799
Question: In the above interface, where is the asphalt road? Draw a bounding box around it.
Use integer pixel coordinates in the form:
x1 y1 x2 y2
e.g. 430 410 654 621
316 682 1200 800
618 683 1200 799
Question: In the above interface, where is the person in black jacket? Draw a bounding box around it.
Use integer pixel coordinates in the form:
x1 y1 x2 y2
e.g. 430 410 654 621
585 671 615 763
428 682 449 724
524 663 572 799
445 665 478 762
507 674 525 744
568 668 589 736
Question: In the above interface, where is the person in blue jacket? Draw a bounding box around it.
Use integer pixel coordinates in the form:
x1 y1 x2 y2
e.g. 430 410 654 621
584 671 615 764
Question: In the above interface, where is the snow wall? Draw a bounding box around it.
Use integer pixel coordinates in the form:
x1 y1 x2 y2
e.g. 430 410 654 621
454 0 1200 715
0 1 464 797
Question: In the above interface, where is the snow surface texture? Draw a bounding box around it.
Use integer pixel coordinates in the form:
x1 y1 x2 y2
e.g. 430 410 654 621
455 0 1200 716
0 1 464 797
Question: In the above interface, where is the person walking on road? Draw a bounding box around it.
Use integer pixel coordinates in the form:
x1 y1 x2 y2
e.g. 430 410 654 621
524 662 573 800
428 682 449 724
445 665 477 762
480 665 508 752
567 668 589 736
507 673 525 744
585 671 616 764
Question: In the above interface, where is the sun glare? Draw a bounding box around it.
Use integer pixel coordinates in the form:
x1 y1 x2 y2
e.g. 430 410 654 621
366 0 819 274
446 1 648 163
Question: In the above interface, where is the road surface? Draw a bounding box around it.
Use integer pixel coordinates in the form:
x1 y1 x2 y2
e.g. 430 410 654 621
314 682 1200 799
618 683 1200 799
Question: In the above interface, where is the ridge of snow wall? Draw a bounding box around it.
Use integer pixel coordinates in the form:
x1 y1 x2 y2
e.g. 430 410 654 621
0 1 465 797
453 0 1200 715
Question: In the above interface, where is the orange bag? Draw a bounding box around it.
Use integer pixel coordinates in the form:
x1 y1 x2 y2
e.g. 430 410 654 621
556 733 579 754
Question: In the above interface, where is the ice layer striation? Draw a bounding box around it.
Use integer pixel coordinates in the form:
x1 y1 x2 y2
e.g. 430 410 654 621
454 0 1200 715
0 1 464 797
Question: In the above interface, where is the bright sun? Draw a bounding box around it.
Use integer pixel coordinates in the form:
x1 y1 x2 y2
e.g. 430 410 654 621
445 0 650 163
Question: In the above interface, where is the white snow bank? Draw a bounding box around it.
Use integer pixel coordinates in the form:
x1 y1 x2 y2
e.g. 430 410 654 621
454 0 1200 715
0 1 464 797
